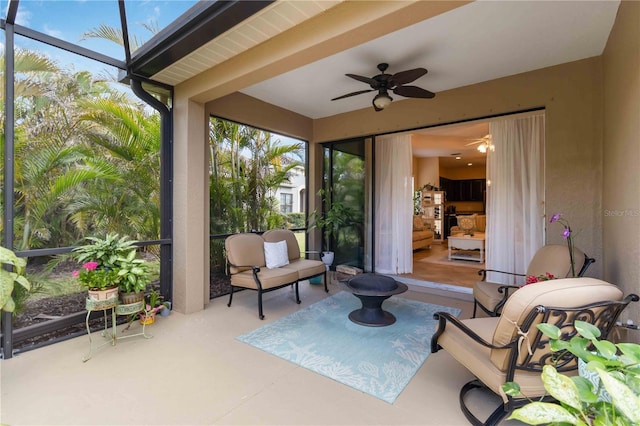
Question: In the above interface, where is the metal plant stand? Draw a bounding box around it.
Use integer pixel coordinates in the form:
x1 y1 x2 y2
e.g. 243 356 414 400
83 298 151 362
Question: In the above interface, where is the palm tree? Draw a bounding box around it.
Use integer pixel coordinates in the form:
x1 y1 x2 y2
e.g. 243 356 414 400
74 97 161 240
1 50 121 249
208 118 304 233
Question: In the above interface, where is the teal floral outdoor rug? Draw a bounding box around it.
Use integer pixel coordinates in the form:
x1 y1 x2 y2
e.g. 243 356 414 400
236 291 461 403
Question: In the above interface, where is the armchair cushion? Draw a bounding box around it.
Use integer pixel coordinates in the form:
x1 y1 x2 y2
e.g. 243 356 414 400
490 278 623 371
413 215 424 231
473 244 594 317
431 278 637 425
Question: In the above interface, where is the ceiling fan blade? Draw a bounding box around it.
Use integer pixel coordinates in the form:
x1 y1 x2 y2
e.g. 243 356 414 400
331 89 374 101
389 68 427 87
465 140 483 146
392 85 435 98
345 73 378 87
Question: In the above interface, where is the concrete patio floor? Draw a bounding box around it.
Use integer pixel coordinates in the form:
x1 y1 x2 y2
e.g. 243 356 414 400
1 279 521 425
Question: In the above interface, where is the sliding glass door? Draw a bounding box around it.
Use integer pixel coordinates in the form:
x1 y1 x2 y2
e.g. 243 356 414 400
321 139 370 269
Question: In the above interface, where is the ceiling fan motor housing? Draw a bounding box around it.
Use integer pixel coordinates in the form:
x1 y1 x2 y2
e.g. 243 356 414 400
331 62 436 110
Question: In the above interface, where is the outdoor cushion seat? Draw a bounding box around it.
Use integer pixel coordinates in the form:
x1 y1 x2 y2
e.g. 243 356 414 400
412 215 434 250
285 259 327 281
431 277 638 426
262 229 328 292
228 265 299 291
474 244 595 317
225 233 301 320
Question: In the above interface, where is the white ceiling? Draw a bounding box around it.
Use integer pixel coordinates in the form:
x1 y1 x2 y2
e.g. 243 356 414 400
158 1 619 165
241 1 619 120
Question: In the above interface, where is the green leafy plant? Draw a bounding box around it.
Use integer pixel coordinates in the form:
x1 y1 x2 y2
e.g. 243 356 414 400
115 250 150 293
145 289 164 315
73 233 137 269
73 262 119 290
0 247 31 312
503 320 640 425
72 234 150 293
309 189 358 251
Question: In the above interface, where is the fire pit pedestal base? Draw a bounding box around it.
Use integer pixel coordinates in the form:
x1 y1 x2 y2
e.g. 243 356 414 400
341 273 408 327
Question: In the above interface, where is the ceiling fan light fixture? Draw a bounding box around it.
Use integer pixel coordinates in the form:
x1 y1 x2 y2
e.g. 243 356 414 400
373 92 393 110
477 143 487 153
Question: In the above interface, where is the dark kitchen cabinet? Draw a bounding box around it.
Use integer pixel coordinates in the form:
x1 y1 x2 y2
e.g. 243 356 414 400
439 177 486 202
458 180 472 201
439 177 457 201
470 179 486 201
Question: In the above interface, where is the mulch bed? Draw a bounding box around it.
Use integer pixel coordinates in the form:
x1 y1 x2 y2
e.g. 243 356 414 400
8 273 232 353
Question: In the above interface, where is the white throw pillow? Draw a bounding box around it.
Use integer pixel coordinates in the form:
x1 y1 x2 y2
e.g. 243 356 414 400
264 240 289 269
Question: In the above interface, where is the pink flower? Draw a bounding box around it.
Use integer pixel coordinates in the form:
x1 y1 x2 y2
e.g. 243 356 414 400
82 261 99 271
549 214 561 223
563 228 571 239
525 272 555 285
72 270 79 278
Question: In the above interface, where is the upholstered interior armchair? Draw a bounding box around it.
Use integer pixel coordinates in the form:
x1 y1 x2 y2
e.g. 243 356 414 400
431 277 638 426
474 244 595 317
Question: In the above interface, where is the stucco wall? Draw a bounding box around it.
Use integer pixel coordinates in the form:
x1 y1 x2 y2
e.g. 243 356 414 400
603 1 640 330
314 58 604 277
415 157 440 190
440 164 486 180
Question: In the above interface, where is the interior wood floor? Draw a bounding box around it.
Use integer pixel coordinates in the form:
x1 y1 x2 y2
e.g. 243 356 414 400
404 241 484 289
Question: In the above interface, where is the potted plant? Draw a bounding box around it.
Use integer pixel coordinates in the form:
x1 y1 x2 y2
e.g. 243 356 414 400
0 246 31 313
72 233 150 303
309 189 357 267
115 249 151 305
72 261 120 301
503 320 640 425
139 289 164 325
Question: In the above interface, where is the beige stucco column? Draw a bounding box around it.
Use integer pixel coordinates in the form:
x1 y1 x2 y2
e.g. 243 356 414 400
172 93 210 314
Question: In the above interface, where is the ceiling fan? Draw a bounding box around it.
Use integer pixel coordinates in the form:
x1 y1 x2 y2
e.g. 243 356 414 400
331 63 435 112
465 134 493 153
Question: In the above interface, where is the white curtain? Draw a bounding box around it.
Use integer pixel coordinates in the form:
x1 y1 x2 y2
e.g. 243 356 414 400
486 114 545 284
375 135 413 274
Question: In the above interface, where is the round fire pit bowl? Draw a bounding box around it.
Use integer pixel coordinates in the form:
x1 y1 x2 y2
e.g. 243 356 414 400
341 273 408 327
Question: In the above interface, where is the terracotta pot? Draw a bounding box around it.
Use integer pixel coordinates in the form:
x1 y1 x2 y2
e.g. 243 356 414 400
87 286 118 301
119 291 144 305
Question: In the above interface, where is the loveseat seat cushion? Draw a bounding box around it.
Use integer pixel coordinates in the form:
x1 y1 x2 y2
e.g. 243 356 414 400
283 258 326 280
230 267 299 290
412 229 434 242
